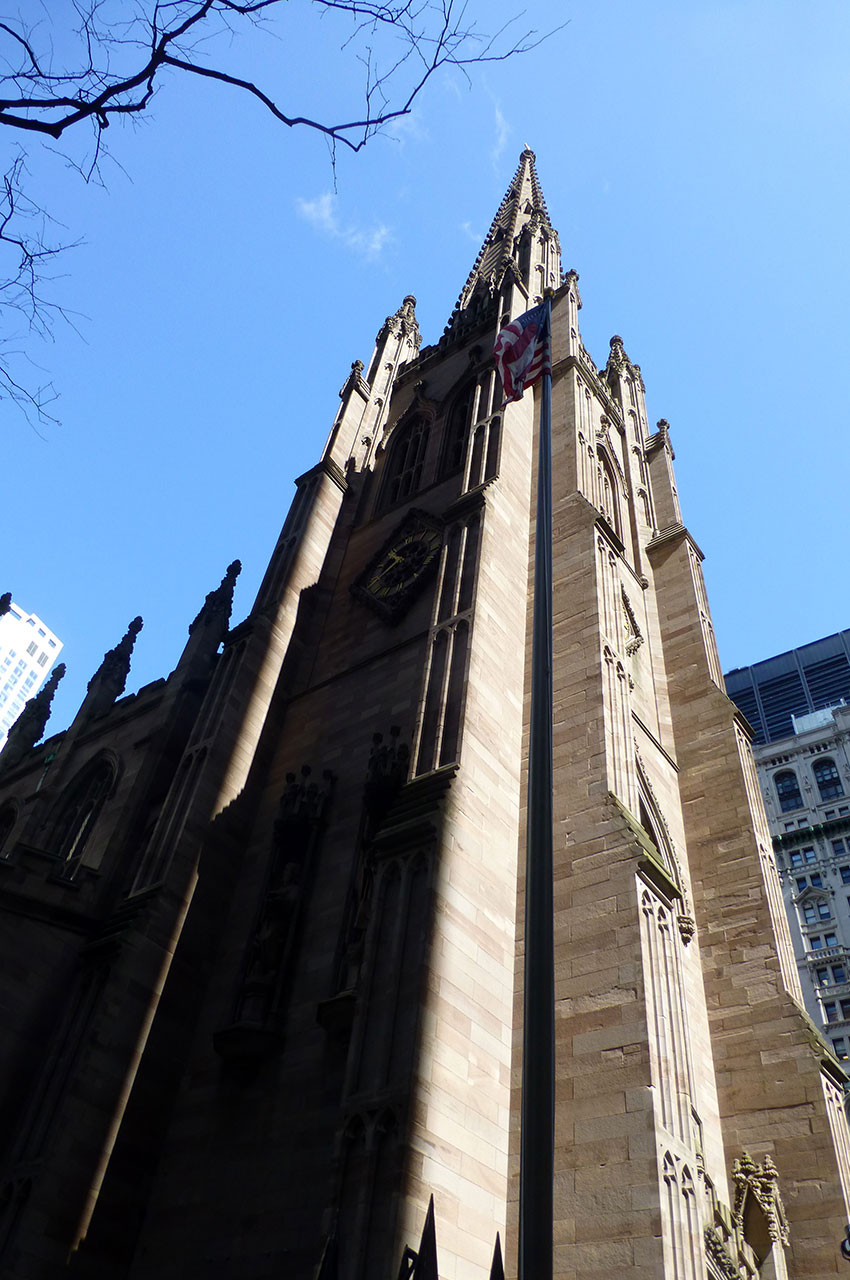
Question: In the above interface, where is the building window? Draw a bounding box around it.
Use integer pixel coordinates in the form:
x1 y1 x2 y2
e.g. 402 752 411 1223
804 847 816 863
817 967 830 985
51 756 116 879
818 901 833 920
378 415 430 512
825 1000 838 1022
811 873 823 887
775 770 803 812
440 386 473 478
790 852 804 868
826 932 838 948
833 1038 848 1060
841 998 850 1020
835 842 849 860
811 936 823 950
37 652 49 667
814 758 844 801
840 806 850 816
805 903 818 925
834 965 847 984
796 876 809 892
25 640 37 656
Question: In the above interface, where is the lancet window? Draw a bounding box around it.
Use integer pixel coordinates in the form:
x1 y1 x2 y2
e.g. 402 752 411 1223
440 373 501 493
597 449 622 541
414 512 480 775
440 384 475 478
51 755 116 879
378 414 430 512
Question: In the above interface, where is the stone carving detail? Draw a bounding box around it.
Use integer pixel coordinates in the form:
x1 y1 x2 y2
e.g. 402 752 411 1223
338 359 368 401
216 766 333 1061
704 1225 742 1280
335 729 410 995
621 587 644 656
732 1151 789 1246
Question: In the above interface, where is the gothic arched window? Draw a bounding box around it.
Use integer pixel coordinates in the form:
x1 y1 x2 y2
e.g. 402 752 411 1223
378 415 430 513
440 387 473 479
0 802 17 857
775 769 803 813
598 450 622 541
52 756 116 878
814 758 844 801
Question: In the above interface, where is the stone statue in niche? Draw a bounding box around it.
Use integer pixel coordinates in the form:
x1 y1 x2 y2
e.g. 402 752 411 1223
335 728 410 994
233 766 333 1030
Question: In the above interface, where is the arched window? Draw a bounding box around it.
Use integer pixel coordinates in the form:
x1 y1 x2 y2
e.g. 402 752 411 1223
775 770 803 813
440 387 473 479
52 756 116 878
813 758 844 802
0 802 17 857
598 450 622 540
378 415 430 513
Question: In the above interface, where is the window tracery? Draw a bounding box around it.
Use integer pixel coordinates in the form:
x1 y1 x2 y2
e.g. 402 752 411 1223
51 755 117 879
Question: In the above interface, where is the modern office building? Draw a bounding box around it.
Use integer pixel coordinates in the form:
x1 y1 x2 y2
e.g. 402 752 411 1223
2 153 850 1280
0 596 63 748
724 632 850 746
727 638 850 1067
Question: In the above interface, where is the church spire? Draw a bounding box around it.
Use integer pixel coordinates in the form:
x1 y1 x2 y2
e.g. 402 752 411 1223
450 149 561 331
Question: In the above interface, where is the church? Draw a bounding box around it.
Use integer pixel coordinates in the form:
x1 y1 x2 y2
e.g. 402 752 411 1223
1 151 849 1280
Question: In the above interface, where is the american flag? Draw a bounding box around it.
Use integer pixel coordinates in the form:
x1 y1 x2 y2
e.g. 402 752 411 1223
493 302 551 403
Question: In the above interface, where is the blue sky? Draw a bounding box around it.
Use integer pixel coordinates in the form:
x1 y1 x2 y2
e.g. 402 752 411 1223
5 0 850 737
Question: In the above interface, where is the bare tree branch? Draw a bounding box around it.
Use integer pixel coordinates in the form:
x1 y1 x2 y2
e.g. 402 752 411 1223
0 1 562 425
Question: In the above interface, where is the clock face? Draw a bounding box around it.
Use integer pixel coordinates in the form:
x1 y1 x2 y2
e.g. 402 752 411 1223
366 527 442 600
353 513 444 622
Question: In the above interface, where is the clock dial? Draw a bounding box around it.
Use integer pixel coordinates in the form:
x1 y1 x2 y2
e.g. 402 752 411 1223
367 529 440 597
353 514 443 622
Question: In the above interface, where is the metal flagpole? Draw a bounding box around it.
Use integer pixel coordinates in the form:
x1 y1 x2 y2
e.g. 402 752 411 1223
518 293 554 1280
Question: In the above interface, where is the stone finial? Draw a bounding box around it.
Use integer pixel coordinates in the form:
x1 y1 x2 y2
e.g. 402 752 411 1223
189 560 241 636
379 294 421 351
84 617 143 719
338 359 367 400
0 662 66 771
0 592 10 617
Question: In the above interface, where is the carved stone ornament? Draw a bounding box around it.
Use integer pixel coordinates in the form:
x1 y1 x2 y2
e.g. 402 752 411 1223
703 1225 742 1280
351 509 443 625
621 587 644 656
732 1151 790 1246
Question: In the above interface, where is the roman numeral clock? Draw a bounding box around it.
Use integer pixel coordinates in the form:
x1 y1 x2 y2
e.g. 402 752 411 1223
352 510 443 623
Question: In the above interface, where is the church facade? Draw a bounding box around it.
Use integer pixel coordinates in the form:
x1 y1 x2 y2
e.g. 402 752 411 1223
1 152 849 1280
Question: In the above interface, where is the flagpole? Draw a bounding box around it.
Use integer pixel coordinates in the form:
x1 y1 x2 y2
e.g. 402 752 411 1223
518 293 554 1280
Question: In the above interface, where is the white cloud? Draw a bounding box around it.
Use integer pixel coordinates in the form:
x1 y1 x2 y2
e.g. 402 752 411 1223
296 194 392 259
460 221 483 244
491 101 510 170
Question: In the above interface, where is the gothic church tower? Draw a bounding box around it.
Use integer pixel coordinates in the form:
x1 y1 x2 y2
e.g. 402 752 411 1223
1 152 850 1280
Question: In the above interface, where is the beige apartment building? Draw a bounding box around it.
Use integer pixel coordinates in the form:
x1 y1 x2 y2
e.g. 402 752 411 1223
1 152 850 1280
